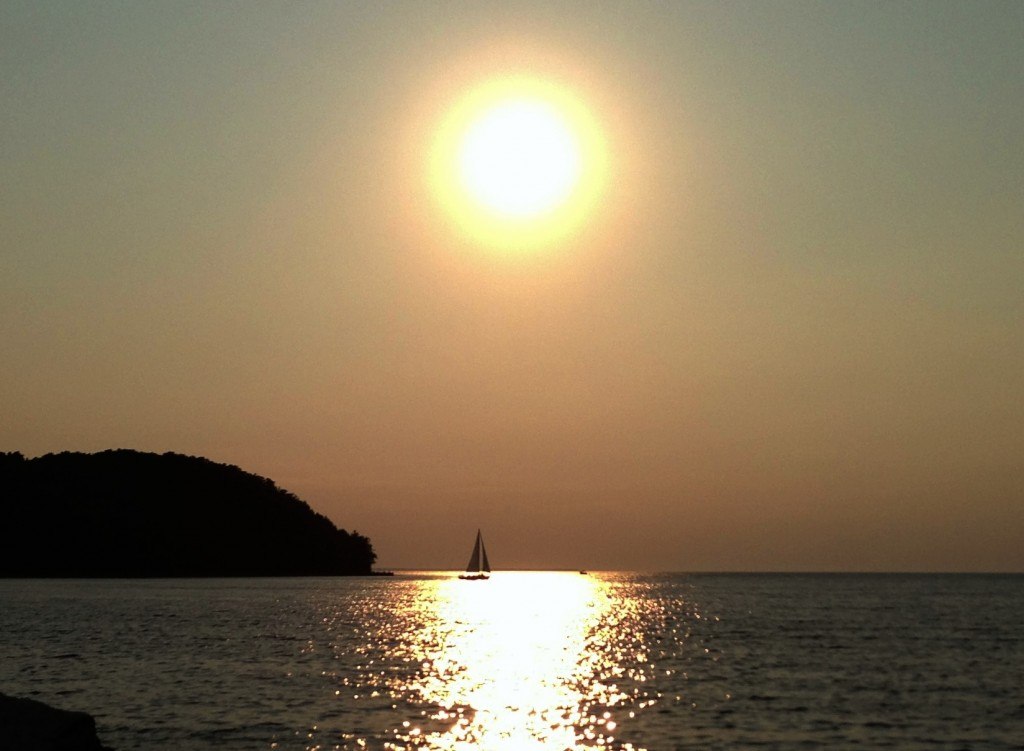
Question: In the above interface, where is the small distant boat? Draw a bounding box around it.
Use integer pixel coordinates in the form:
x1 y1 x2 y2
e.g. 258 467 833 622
459 529 491 580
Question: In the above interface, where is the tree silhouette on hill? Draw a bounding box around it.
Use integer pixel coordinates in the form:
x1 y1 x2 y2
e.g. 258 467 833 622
0 450 376 577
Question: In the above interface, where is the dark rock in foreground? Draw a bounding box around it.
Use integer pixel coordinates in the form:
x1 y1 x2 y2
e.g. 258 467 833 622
0 693 112 751
0 450 376 577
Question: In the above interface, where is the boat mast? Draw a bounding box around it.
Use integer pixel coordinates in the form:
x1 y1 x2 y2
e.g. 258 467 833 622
480 534 490 573
465 530 482 573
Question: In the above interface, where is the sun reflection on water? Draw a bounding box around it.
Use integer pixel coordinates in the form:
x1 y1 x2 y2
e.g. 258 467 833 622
382 572 627 750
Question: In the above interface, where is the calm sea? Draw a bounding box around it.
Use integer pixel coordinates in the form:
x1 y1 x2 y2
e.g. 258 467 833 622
1 573 1021 750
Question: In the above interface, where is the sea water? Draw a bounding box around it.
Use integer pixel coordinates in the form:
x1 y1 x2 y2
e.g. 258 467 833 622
1 573 1021 750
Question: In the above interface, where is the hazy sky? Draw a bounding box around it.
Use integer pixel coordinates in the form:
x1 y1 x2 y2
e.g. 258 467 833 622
3 1 1022 571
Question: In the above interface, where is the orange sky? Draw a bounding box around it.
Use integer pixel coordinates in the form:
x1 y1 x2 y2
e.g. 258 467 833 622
2 2 1022 571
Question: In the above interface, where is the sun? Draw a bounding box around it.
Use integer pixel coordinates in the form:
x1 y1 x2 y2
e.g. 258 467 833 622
429 76 607 253
457 98 582 218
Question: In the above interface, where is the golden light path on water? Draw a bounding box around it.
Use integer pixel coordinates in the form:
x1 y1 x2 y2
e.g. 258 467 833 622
377 572 640 750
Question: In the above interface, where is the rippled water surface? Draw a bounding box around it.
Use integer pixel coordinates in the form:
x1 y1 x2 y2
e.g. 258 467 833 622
1 573 1022 750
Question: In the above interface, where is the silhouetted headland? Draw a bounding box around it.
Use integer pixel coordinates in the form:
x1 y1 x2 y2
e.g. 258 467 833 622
0 450 376 577
0 693 112 751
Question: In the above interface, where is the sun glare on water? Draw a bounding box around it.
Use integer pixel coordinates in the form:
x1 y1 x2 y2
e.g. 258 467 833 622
390 572 619 749
430 76 607 253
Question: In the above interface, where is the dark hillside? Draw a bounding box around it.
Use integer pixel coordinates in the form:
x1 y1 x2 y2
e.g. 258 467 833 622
0 450 375 576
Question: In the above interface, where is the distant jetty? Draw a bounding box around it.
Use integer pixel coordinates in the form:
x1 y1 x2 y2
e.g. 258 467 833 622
0 450 376 577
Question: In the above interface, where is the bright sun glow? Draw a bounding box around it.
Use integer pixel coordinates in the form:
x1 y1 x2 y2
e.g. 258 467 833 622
458 99 582 218
429 76 607 253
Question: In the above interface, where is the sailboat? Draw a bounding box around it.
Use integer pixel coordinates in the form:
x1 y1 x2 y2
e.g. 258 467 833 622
458 529 491 580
